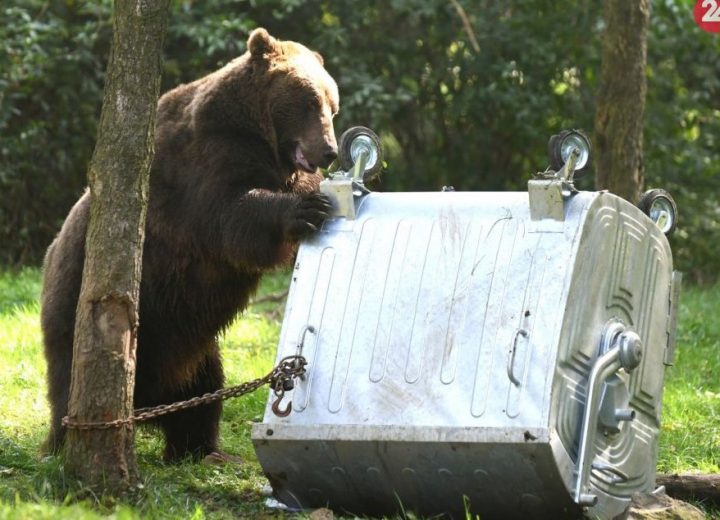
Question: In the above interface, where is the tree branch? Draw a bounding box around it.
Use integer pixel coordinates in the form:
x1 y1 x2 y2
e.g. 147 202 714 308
449 0 480 53
657 473 720 507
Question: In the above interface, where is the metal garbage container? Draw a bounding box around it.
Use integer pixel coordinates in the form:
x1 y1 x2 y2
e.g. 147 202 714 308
251 129 681 519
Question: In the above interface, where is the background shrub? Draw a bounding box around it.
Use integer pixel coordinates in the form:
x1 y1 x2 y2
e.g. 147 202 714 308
1 0 717 282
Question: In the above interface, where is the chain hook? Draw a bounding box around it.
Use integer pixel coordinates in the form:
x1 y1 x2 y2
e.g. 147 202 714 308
271 391 293 417
271 376 292 417
271 369 293 418
269 353 309 417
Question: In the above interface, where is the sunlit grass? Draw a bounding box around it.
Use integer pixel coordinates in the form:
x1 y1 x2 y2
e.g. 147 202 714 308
0 268 718 518
0 268 43 313
0 267 293 519
658 285 720 474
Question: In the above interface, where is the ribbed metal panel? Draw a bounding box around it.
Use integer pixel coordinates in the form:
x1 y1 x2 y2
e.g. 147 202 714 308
252 189 676 520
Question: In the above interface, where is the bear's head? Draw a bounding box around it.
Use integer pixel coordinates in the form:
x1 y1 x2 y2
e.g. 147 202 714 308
248 28 339 175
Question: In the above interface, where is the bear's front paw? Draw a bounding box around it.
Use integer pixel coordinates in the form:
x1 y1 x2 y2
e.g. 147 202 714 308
284 192 332 240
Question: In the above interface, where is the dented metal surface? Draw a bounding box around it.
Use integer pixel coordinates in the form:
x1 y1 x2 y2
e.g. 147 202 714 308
251 185 677 520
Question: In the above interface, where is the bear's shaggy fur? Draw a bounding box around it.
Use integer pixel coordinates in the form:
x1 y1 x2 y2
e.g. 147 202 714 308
41 28 339 460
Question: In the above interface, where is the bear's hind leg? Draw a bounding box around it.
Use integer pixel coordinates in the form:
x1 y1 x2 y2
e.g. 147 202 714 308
42 353 71 455
160 348 224 461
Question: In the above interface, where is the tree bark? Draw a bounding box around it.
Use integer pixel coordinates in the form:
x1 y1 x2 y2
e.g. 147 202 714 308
594 0 650 204
64 0 170 490
657 473 720 507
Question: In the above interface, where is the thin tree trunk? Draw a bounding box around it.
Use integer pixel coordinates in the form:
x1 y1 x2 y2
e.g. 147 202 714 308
594 0 650 203
64 0 170 490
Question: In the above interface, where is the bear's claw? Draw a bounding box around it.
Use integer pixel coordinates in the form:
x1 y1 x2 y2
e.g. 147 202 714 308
284 192 331 239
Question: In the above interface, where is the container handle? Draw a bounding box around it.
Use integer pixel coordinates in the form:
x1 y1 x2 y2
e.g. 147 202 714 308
591 462 629 484
507 329 528 387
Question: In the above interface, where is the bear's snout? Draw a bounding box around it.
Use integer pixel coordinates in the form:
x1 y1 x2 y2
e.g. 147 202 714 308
295 136 337 172
320 143 338 167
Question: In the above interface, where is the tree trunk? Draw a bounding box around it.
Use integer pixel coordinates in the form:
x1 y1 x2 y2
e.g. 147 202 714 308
64 0 170 490
594 0 650 204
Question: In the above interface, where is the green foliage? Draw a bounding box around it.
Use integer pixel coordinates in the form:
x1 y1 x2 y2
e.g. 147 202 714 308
0 1 111 264
645 0 720 284
0 1 717 281
256 0 602 193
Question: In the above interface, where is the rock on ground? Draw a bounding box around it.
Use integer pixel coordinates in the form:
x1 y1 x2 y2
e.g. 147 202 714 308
624 491 705 520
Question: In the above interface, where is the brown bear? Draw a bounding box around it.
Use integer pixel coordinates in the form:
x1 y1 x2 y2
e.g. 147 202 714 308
41 28 338 460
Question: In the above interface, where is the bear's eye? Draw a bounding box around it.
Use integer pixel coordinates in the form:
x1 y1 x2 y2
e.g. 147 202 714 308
306 95 321 112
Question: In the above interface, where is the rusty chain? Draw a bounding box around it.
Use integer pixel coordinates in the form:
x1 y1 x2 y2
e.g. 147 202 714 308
62 355 307 430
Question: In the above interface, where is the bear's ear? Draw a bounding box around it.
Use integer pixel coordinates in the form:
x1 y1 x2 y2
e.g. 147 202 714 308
248 28 281 59
313 51 324 66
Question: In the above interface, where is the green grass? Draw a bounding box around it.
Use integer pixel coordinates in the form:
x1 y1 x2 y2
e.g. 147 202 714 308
0 268 290 519
0 268 42 313
658 286 720 475
0 268 718 518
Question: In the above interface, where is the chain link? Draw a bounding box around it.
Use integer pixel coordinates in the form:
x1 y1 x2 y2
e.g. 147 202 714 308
62 355 307 431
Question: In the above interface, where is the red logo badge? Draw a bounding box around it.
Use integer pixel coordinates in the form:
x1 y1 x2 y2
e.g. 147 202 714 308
695 0 720 33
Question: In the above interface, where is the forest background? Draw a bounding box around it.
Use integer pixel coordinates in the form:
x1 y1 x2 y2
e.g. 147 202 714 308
1 0 718 280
